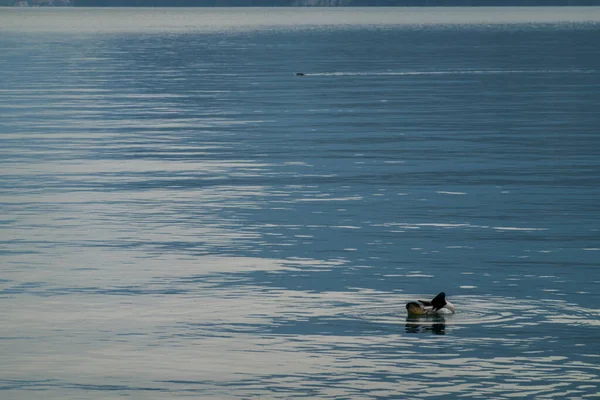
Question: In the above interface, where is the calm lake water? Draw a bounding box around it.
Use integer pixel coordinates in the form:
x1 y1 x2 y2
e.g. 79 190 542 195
1 7 600 399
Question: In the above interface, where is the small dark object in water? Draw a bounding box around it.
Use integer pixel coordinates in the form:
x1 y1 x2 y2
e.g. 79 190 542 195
406 292 455 315
295 72 305 76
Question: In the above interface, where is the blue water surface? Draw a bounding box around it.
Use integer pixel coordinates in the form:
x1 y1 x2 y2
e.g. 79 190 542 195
1 7 599 399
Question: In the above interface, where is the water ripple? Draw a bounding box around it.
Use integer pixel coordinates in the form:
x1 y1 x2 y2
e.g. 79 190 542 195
2 11 600 399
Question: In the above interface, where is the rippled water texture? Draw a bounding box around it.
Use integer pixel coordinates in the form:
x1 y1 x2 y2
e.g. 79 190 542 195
1 7 600 399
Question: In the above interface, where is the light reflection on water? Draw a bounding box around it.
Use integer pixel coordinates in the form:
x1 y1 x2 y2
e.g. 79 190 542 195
2 7 600 34
2 8 600 399
2 263 600 398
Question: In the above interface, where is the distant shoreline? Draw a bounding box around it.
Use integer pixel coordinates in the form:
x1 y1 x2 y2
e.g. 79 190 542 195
5 0 600 7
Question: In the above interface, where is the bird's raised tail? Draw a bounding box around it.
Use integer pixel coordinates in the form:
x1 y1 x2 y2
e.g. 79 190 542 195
407 292 455 315
429 292 447 311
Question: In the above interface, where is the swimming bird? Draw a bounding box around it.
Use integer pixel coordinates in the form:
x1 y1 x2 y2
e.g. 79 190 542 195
406 292 455 315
